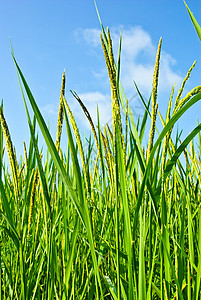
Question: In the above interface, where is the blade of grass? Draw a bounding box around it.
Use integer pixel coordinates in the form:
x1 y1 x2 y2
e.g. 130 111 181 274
184 1 201 41
136 92 201 228
12 52 84 225
116 124 136 299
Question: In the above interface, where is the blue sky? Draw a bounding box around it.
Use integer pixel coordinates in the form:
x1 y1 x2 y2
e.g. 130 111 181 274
0 0 201 158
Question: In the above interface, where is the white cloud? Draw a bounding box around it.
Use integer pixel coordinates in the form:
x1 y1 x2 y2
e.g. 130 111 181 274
41 103 58 116
69 91 112 129
114 26 155 59
75 26 183 96
159 52 182 91
41 27 184 132
74 28 101 48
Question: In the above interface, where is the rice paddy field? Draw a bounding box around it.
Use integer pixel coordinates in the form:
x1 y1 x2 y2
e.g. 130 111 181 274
0 2 201 300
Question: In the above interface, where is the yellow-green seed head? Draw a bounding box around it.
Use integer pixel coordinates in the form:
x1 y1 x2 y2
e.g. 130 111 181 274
56 70 66 151
0 107 19 198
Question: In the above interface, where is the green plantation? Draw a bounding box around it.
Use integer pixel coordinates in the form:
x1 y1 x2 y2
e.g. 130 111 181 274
0 2 201 299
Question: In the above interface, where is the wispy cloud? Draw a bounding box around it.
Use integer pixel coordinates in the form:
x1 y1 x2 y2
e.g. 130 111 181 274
43 27 184 131
74 28 101 48
41 103 58 116
73 25 184 124
69 91 112 129
75 25 183 94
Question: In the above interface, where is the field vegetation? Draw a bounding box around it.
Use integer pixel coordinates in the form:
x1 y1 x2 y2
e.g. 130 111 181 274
0 2 201 299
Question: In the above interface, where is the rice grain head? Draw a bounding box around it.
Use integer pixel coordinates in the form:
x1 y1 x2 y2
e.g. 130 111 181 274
28 167 39 237
0 107 19 199
146 37 162 161
174 61 196 111
56 70 66 151
175 86 201 112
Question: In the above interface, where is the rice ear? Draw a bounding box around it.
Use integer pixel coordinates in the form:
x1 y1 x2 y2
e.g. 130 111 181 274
100 29 122 137
0 107 19 199
175 86 201 112
23 140 28 173
27 167 39 237
173 61 196 112
146 37 162 162
56 70 66 151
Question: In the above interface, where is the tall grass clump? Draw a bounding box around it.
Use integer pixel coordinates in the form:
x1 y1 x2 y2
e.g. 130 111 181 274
0 2 201 299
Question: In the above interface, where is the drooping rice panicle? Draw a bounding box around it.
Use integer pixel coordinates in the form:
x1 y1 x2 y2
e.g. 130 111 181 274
174 86 201 112
56 70 66 151
146 38 162 161
0 107 19 199
70 90 105 174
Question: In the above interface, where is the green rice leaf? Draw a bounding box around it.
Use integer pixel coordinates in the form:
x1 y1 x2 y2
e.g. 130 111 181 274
0 222 19 251
104 276 118 300
184 1 201 41
63 97 84 206
12 53 84 225
164 123 201 177
135 92 201 227
0 179 14 228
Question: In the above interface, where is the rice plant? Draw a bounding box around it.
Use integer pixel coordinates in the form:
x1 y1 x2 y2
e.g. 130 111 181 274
0 2 201 299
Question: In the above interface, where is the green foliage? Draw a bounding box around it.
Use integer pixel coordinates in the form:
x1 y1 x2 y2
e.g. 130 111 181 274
184 1 201 41
0 4 201 299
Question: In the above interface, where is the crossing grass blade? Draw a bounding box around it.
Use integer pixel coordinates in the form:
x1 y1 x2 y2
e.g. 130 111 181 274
12 53 84 226
63 98 104 298
116 124 135 298
12 53 104 299
0 179 14 228
136 92 201 226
